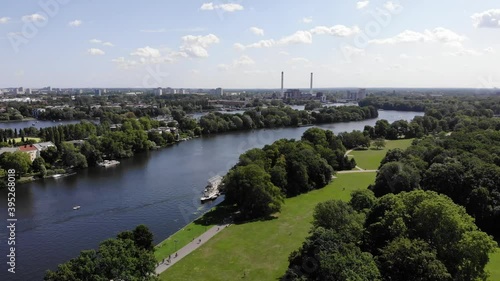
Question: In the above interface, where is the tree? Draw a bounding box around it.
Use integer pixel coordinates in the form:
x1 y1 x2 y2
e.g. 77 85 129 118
32 157 47 177
224 164 284 219
132 225 154 251
373 138 386 150
312 200 364 242
349 189 377 213
370 162 420 197
374 119 390 138
377 238 452 281
45 226 158 281
0 151 31 177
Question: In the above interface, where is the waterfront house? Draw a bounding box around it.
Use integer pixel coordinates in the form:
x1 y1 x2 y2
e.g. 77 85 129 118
19 144 38 162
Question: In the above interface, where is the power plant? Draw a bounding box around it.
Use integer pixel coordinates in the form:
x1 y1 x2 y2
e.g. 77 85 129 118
278 71 327 103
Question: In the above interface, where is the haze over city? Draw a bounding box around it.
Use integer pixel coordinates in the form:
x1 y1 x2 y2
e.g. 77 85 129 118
1 0 499 88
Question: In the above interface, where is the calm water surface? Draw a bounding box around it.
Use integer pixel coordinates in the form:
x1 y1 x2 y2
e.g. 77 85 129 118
0 110 423 280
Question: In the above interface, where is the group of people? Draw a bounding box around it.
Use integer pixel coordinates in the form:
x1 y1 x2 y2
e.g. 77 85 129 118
161 253 179 265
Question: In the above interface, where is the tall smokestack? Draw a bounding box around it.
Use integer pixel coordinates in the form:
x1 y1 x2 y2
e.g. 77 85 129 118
310 72 313 95
281 71 284 98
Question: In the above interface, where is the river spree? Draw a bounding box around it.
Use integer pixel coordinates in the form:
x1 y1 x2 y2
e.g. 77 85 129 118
0 110 423 280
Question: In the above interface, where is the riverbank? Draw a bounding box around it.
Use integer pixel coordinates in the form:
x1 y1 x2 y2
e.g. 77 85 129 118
157 137 499 280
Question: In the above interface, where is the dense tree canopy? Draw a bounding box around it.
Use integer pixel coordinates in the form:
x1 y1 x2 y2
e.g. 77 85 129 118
284 190 497 281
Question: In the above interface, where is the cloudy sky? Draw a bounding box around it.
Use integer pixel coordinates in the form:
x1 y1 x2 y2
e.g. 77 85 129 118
0 0 499 89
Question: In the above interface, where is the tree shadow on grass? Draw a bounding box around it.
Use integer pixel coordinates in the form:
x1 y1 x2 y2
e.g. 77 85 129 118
193 200 278 226
193 201 236 226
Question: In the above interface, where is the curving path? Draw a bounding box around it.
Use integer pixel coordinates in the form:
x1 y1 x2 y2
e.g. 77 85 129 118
155 223 230 275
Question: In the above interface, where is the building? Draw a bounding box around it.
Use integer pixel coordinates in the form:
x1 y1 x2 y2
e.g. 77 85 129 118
358 88 366 100
155 87 163 96
316 92 327 103
19 145 38 162
94 89 102 96
284 89 302 99
33 142 55 154
215 88 223 96
0 147 20 156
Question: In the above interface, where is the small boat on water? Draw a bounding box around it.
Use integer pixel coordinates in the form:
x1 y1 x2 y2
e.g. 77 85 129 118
201 175 223 202
97 160 120 167
73 206 80 210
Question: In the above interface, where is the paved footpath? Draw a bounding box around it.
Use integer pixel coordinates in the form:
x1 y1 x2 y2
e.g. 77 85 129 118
155 223 230 275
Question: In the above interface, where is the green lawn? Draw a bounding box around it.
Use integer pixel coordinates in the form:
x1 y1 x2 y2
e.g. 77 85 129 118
158 136 498 280
154 205 230 262
348 139 414 170
8 137 42 143
487 248 500 281
159 173 376 281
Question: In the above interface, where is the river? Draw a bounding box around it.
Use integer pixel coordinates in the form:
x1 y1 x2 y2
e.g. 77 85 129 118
0 110 423 280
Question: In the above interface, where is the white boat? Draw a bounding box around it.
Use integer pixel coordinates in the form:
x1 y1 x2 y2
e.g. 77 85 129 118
201 175 223 202
98 160 120 167
52 174 63 178
73 206 80 210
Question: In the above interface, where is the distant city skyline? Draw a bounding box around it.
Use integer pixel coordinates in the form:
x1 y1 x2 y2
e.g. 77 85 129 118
1 1 499 89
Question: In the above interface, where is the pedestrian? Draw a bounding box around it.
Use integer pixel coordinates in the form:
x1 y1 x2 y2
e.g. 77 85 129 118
175 253 178 258
198 238 201 243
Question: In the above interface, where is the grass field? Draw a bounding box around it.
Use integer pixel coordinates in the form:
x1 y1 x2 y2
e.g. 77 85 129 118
154 206 230 262
8 137 42 143
348 139 414 170
158 137 499 280
486 249 500 281
159 173 376 281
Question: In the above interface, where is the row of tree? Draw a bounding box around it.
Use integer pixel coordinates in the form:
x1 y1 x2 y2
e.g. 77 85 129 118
284 190 497 281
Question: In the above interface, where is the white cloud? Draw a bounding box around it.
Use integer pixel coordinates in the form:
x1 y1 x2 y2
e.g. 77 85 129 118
200 2 243 12
233 55 255 66
384 1 402 13
249 27 264 36
88 48 105 56
180 34 220 58
279 51 290 56
356 1 369 9
302 17 313 23
200 3 215 10
471 9 500 28
278 30 313 45
131 46 161 57
68 20 82 27
21 13 46 22
217 64 230 71
484 47 495 54
90 39 114 47
341 45 366 57
290 57 310 64
370 27 466 44
310 25 360 37
247 39 276 48
0 17 10 24
446 49 482 57
218 3 244 12
399 53 410 59
111 57 138 69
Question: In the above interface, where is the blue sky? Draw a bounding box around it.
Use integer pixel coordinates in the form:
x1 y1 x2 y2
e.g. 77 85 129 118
1 0 499 89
